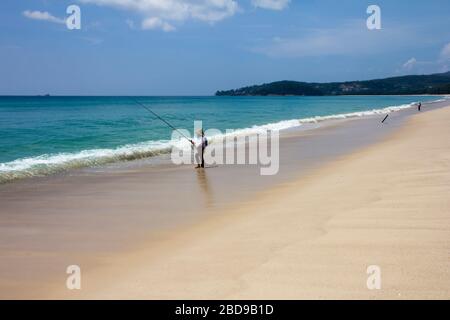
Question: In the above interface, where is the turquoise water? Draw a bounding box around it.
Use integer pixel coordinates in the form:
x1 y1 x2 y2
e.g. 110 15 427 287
0 95 443 182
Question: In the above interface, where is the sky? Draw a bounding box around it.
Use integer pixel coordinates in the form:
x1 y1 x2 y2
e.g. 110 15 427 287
1 0 449 95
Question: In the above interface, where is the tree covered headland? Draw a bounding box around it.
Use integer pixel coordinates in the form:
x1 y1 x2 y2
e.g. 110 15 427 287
216 72 450 96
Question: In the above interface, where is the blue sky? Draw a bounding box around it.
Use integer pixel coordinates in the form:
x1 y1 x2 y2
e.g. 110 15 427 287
1 0 449 95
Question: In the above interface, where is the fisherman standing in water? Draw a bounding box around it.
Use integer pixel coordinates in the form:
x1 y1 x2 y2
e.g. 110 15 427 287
418 102 422 111
191 129 208 169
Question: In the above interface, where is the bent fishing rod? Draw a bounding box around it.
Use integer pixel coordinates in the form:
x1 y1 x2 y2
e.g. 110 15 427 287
131 98 193 144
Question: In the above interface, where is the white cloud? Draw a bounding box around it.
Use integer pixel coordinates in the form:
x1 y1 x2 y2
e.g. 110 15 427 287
252 22 419 58
251 0 290 10
402 58 417 71
440 43 450 60
142 17 175 32
23 10 65 24
80 0 239 31
396 43 450 75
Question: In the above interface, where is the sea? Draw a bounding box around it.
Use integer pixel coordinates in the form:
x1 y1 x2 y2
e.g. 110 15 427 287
0 95 446 183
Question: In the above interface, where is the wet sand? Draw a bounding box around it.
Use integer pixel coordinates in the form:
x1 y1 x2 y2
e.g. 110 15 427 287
0 101 449 299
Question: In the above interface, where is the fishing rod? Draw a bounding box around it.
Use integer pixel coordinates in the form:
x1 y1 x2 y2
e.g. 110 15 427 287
131 98 193 143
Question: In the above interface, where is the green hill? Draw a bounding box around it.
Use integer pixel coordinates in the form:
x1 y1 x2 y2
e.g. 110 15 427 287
216 72 450 96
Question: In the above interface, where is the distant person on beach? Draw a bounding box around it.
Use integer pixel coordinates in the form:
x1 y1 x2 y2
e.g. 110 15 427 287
418 102 422 111
191 129 208 169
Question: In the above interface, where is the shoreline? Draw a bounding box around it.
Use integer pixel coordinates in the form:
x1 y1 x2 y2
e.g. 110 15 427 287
1 97 446 185
0 101 449 299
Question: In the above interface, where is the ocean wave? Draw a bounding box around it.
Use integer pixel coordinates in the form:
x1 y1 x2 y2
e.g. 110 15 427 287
297 102 418 124
0 99 443 183
0 141 173 183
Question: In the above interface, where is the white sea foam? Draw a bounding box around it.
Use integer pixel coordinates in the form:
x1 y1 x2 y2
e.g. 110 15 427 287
0 99 444 183
297 102 417 124
0 140 173 183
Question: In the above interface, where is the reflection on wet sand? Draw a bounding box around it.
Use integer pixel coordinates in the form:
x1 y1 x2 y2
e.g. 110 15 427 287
196 168 214 208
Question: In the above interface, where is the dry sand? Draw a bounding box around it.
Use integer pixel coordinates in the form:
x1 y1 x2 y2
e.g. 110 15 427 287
52 105 450 299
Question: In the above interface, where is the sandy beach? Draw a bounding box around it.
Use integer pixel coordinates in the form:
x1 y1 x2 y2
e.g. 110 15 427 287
3 0 450 305
1 103 449 299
